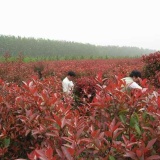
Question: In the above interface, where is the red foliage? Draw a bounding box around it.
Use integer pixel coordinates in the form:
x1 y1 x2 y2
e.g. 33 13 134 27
142 51 160 88
0 58 160 159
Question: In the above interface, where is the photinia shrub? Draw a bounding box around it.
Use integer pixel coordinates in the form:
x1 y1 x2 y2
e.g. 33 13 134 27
142 51 160 88
0 58 159 159
0 73 160 160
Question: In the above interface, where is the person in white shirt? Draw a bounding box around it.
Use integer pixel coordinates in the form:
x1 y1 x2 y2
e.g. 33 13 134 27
121 70 143 92
62 71 76 95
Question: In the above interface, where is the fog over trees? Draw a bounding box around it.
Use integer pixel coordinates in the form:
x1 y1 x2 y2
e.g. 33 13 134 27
0 35 155 59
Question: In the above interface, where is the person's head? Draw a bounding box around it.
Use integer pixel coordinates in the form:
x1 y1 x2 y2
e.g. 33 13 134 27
67 71 76 81
129 70 141 83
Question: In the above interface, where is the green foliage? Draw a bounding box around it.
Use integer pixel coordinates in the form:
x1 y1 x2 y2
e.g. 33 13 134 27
0 35 155 59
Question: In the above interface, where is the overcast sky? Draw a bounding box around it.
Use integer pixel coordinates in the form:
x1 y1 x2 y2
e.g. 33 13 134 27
0 0 160 50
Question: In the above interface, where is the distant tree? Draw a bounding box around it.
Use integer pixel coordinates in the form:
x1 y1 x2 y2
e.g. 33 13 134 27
0 35 156 60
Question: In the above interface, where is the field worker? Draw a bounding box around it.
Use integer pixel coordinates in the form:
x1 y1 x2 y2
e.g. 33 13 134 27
62 71 76 95
121 70 143 92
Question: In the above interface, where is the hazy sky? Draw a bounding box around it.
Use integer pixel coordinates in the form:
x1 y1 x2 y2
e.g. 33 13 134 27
0 0 160 50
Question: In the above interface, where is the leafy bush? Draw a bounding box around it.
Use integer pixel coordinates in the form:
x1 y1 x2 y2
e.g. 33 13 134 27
0 74 160 160
74 77 96 104
142 51 160 88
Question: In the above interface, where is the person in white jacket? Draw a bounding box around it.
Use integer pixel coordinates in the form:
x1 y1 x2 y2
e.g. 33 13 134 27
121 70 143 92
62 71 76 95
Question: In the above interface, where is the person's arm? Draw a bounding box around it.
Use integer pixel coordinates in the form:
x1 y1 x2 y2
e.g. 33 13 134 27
129 82 148 93
129 82 142 90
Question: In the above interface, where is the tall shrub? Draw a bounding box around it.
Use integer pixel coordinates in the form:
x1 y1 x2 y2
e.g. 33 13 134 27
142 51 160 88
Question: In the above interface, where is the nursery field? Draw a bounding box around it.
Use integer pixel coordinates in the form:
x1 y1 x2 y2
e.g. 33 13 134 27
0 53 160 159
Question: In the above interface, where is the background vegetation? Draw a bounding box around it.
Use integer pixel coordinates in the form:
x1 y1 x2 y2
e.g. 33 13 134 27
0 35 155 61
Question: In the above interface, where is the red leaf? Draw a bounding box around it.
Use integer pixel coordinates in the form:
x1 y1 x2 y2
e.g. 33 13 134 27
124 151 136 159
158 96 160 108
122 135 129 145
141 78 148 87
45 132 59 137
27 150 40 160
29 86 37 95
146 155 160 160
0 79 4 85
25 129 31 136
61 146 73 160
96 72 103 83
79 138 92 143
0 96 3 103
146 138 157 149
62 137 74 144
61 117 66 128
105 131 112 138
91 129 100 138
142 127 154 135
113 128 123 139
67 148 75 156
109 118 116 132
45 147 53 159
136 149 143 158
54 114 61 127
76 127 84 139
41 89 48 101
56 149 63 158
98 132 104 139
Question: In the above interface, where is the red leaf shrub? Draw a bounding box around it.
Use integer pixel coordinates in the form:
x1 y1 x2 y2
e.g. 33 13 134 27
0 73 160 159
142 51 160 88
0 58 160 159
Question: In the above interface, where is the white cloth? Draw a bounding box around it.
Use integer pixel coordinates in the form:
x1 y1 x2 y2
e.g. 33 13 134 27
62 77 74 94
121 77 142 90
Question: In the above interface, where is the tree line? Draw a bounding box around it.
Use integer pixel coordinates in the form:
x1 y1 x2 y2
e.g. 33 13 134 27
0 35 155 60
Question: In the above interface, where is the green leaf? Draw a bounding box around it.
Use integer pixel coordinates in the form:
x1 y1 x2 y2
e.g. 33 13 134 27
134 113 139 123
119 109 128 124
109 155 115 160
130 116 136 127
119 109 129 114
119 114 126 124
142 111 147 120
149 115 155 121
130 113 139 127
135 124 141 135
4 138 10 147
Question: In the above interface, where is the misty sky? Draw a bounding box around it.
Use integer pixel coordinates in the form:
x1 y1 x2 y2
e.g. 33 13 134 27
0 0 160 50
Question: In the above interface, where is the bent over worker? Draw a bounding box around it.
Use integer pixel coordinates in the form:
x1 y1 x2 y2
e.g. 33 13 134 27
62 71 76 95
